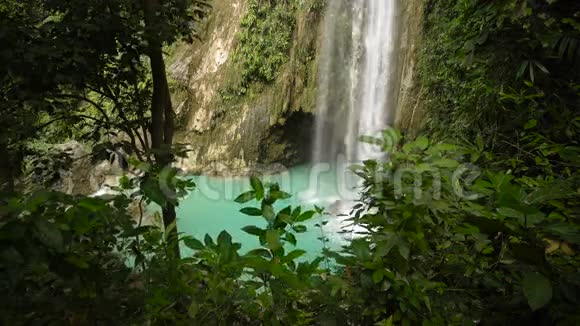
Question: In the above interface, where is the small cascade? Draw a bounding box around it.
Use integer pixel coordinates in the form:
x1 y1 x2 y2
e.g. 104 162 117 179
312 0 399 163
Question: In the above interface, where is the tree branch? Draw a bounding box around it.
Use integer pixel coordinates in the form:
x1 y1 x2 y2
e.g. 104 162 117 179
54 93 112 125
36 114 106 131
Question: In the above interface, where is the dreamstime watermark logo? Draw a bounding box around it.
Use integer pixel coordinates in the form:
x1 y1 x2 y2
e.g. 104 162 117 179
110 154 484 207
94 122 481 206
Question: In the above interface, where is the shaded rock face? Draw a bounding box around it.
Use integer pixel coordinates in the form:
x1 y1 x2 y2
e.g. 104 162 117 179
175 103 315 176
169 0 323 175
258 110 315 167
49 142 158 226
52 142 122 196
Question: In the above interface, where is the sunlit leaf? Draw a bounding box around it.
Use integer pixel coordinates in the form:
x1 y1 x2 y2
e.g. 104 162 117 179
296 211 315 222
250 176 264 200
265 230 281 250
262 204 275 220
235 191 256 204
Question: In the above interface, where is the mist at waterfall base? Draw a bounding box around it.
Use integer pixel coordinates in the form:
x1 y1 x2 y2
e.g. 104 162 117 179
176 0 398 258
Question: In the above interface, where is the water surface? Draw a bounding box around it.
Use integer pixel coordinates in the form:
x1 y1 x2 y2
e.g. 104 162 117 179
176 164 360 259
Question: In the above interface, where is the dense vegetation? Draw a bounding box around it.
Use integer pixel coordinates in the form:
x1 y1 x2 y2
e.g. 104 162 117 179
0 0 579 325
0 0 210 256
218 0 298 101
221 0 324 101
415 0 580 322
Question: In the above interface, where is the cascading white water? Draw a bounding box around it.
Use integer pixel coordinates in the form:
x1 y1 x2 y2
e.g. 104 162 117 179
309 0 400 240
313 0 399 163
356 0 397 160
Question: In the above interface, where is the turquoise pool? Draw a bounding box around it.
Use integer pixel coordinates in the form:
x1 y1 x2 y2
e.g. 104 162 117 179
176 164 361 259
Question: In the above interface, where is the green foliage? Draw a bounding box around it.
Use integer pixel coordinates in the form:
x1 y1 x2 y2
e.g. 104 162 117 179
420 0 580 159
2 0 579 324
221 0 297 99
330 130 580 324
23 144 75 189
139 178 324 325
523 271 553 311
0 175 326 324
0 0 210 192
237 0 296 83
236 178 324 324
410 1 580 323
0 192 144 324
2 135 579 324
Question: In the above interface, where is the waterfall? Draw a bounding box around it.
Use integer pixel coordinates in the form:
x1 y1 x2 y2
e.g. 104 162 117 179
312 0 399 163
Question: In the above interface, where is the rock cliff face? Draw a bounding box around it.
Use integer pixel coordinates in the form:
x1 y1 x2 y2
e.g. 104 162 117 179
393 0 424 134
32 142 122 196
169 0 322 175
168 0 424 176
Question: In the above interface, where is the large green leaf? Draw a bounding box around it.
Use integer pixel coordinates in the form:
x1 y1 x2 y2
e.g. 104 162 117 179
372 270 384 284
283 249 306 263
204 234 215 247
285 233 297 246
33 218 63 252
292 225 307 233
242 225 265 236
269 190 291 200
432 158 459 168
141 176 167 207
415 136 430 150
246 248 271 258
522 272 553 311
235 191 256 204
295 211 315 222
240 207 263 216
250 176 264 200
183 237 204 250
217 231 233 246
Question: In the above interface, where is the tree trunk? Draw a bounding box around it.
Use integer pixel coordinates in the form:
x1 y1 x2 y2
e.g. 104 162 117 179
143 0 180 258
0 145 15 194
0 145 16 221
